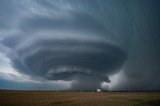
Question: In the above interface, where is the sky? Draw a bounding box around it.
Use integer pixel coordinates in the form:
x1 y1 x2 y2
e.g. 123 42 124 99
0 0 160 91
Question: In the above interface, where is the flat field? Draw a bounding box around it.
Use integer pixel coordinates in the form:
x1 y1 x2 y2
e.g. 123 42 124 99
0 91 160 106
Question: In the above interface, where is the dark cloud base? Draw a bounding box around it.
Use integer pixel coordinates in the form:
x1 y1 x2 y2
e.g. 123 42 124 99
13 39 126 90
0 0 160 90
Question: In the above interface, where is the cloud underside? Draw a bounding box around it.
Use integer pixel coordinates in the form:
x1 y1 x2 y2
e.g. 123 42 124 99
12 38 126 89
0 0 160 90
0 2 128 90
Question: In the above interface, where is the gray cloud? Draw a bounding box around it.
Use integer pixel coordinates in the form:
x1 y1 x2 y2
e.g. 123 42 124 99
0 0 159 91
107 0 160 91
14 38 126 89
10 15 127 89
0 0 129 90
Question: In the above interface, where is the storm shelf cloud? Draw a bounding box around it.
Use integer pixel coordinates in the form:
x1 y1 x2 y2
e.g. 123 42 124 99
0 0 160 91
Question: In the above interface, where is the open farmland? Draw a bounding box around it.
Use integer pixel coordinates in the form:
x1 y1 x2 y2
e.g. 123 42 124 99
0 91 160 106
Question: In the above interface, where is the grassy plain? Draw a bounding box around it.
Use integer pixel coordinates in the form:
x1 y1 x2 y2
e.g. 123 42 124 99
0 90 160 106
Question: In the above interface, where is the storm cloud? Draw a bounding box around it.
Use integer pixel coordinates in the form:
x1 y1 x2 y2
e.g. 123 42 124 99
0 0 160 90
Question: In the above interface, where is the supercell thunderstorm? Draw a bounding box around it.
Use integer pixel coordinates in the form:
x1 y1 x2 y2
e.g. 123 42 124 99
0 0 160 90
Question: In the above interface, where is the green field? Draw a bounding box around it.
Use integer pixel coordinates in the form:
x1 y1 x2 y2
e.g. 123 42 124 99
0 91 160 106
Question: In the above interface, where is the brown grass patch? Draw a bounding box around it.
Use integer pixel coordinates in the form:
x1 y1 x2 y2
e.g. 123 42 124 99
0 91 160 106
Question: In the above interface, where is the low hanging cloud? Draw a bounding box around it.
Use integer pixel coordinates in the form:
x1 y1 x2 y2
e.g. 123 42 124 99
14 37 126 90
1 0 159 91
12 16 126 90
0 0 129 90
